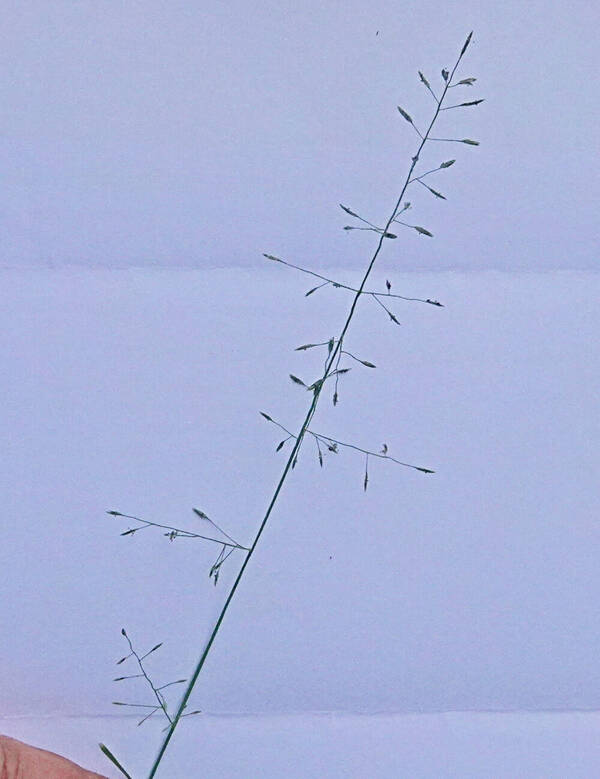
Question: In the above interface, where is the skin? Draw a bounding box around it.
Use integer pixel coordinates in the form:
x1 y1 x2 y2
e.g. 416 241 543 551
0 735 107 779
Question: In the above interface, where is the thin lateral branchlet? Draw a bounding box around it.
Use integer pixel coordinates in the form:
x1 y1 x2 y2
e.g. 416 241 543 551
407 160 455 185
344 226 397 238
371 294 402 325
448 77 477 88
397 105 424 138
428 137 480 145
392 220 434 237
295 342 376 369
416 179 447 199
264 253 444 307
332 345 344 404
340 203 389 232
340 349 376 369
107 510 248 551
260 412 434 475
418 70 438 102
112 629 189 727
440 99 484 110
191 507 243 549
307 430 435 474
208 544 236 586
107 510 249 585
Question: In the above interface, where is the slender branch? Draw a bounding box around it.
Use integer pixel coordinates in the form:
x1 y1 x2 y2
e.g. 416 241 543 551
307 431 434 473
262 413 431 471
192 509 241 547
344 225 394 236
422 83 438 101
108 511 249 551
315 435 324 467
332 347 344 405
440 99 484 110
340 349 375 367
415 179 445 198
448 78 477 89
265 253 442 306
157 680 187 691
342 211 384 231
119 631 173 725
429 137 480 145
407 165 446 183
371 293 401 324
418 70 438 102
137 708 161 727
263 416 296 438
145 33 474 778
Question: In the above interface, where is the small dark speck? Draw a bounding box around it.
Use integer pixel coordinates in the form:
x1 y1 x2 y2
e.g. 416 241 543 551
376 30 379 36
329 556 333 560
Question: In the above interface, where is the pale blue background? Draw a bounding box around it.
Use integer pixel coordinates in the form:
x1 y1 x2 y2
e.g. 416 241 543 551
1 0 597 270
1 4 599 776
1 267 598 717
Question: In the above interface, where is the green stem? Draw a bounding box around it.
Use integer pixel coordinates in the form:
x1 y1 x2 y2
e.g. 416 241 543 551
146 34 471 779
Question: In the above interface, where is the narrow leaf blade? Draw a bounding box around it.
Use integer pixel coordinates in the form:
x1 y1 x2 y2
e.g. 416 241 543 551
99 744 133 779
